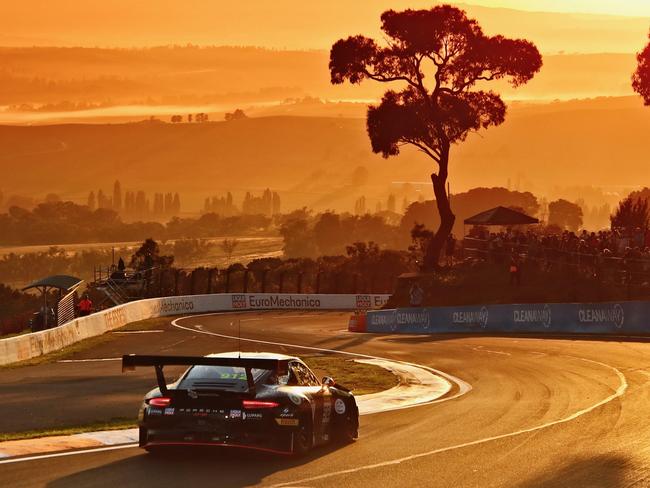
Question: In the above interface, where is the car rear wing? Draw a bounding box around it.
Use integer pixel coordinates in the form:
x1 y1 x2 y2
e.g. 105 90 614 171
122 354 289 396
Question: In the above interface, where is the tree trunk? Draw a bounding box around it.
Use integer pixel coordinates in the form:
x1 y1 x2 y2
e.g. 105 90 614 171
423 144 455 270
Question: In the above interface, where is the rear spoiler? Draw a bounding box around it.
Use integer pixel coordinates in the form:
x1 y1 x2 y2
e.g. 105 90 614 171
122 354 289 396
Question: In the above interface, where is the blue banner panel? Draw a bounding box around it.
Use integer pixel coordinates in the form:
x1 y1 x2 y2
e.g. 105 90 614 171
366 301 650 335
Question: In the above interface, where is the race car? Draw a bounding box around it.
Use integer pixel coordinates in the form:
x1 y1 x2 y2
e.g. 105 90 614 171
122 352 359 455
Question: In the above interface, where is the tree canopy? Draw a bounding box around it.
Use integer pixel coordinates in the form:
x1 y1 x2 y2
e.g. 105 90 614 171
330 5 542 162
633 32 650 105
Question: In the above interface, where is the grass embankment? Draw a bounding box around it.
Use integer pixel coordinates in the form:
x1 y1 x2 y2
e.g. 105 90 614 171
0 316 172 369
1 355 397 442
0 419 136 442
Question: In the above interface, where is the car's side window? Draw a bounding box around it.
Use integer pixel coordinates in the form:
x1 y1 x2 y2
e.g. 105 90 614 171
294 362 320 387
287 362 304 386
303 364 320 387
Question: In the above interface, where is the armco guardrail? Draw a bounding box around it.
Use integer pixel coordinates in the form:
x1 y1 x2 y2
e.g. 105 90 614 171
366 301 648 336
0 293 389 366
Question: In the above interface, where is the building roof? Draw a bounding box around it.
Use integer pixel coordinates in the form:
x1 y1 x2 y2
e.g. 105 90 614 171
22 275 84 292
464 206 539 226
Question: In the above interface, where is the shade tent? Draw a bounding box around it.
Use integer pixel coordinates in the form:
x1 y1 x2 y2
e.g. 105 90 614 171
464 206 539 226
22 275 83 293
22 275 84 329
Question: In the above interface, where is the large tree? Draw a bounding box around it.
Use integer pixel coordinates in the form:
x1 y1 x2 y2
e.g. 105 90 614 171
633 32 650 104
329 5 542 269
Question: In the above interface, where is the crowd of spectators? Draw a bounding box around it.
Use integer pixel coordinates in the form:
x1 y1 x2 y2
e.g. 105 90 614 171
465 227 650 284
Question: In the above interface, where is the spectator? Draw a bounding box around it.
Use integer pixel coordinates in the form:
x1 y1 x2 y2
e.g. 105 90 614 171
509 254 521 286
78 294 93 317
409 282 425 307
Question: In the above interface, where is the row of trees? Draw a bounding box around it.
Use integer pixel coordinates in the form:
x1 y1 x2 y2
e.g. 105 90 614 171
0 201 273 246
87 180 181 219
170 113 209 123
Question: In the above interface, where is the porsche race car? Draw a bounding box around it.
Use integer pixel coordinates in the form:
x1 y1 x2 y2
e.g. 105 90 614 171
122 352 359 455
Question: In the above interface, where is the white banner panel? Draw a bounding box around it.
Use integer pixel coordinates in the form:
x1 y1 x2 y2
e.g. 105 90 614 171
0 293 390 365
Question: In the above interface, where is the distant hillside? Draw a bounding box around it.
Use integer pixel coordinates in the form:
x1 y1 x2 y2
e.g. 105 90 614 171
1 98 649 212
0 1 647 53
0 46 639 113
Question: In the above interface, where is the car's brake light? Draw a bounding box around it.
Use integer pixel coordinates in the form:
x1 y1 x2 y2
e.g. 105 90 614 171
148 397 172 407
242 400 279 409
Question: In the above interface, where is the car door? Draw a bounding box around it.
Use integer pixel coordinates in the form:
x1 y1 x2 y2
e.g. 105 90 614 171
299 361 332 444
288 361 329 445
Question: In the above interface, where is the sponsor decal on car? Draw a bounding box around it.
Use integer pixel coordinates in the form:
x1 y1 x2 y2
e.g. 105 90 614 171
229 409 242 419
334 398 346 415
275 418 299 426
322 397 332 424
243 411 263 420
163 407 175 416
289 393 302 405
148 408 163 416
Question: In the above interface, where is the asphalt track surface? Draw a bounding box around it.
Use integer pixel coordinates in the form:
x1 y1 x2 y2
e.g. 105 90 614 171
2 311 650 487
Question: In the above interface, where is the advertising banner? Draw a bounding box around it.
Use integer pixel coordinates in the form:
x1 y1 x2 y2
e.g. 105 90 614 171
366 301 650 335
0 293 390 365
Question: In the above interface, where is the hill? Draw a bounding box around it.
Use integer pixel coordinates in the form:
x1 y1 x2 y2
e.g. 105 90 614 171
1 96 649 213
0 1 647 53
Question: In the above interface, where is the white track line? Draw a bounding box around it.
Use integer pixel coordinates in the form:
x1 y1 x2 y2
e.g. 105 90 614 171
170 313 472 409
57 358 121 363
0 444 136 465
269 356 628 487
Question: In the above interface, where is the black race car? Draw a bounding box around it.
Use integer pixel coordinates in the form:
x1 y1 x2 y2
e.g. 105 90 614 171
122 352 359 455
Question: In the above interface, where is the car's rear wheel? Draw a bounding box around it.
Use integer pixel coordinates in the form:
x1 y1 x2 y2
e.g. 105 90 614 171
333 403 359 444
292 416 313 455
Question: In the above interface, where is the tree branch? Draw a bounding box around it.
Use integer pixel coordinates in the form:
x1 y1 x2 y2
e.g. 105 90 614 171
403 139 441 163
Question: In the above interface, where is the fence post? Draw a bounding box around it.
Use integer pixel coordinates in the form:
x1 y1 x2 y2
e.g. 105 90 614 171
174 269 181 296
159 269 164 296
315 271 321 294
297 272 303 293
261 269 268 293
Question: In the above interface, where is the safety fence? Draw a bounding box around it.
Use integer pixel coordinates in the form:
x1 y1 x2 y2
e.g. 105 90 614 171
366 300 648 336
0 293 390 366
462 236 650 284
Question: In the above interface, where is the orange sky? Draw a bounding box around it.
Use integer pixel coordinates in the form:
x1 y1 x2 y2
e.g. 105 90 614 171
1 1 648 52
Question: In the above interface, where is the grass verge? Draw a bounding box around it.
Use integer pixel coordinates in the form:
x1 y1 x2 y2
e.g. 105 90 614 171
0 418 136 442
0 316 176 369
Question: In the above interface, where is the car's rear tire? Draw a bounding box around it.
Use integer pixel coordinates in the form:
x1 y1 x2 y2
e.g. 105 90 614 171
333 403 359 444
292 416 313 455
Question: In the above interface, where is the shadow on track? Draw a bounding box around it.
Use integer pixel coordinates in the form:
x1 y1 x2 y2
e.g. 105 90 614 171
514 454 632 488
45 444 346 488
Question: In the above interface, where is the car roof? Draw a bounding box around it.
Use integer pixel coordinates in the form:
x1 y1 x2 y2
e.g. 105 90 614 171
205 351 299 361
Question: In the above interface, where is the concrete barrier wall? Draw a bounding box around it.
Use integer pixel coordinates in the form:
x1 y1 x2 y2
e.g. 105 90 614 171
366 301 648 335
0 293 390 366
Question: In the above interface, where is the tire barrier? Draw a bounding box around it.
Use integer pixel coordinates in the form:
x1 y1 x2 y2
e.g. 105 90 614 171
0 293 390 366
366 300 647 336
